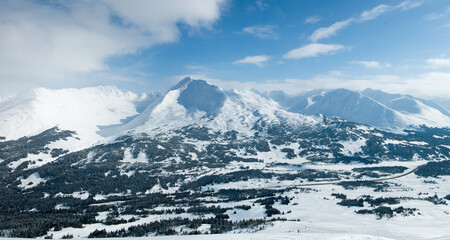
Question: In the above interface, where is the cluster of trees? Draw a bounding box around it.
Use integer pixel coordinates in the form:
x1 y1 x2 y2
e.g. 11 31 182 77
255 196 291 217
88 218 270 238
337 199 364 207
338 181 391 191
217 188 281 202
416 160 450 177
353 166 408 174
0 211 96 238
423 194 447 205
331 193 423 219
356 206 417 219
333 194 401 208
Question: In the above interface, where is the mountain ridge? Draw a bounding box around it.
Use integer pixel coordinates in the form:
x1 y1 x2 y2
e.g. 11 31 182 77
0 85 147 143
0 79 449 143
270 88 450 132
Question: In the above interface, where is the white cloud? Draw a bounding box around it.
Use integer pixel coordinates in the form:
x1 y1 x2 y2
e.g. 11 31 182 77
242 25 277 39
233 55 271 67
310 19 353 42
0 0 227 90
104 0 226 43
394 1 423 11
309 2 422 42
255 0 268 10
283 43 345 59
305 16 321 24
350 61 391 69
359 4 390 21
186 64 207 70
426 57 450 69
425 6 450 20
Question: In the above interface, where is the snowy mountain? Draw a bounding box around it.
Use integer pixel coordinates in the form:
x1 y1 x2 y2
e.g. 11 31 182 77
0 86 147 144
271 88 450 132
0 78 449 239
102 77 319 137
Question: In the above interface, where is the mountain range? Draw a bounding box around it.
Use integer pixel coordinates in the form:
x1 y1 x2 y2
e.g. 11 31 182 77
270 88 450 132
0 78 449 239
1 77 448 144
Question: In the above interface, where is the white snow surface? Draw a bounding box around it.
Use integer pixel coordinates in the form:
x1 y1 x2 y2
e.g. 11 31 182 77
21 233 397 240
339 138 367 156
111 80 321 137
17 172 48 189
0 86 144 144
54 191 90 200
121 148 148 164
287 88 450 132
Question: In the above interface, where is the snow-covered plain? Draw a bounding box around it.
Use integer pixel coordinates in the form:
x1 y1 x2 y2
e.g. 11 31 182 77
0 233 399 240
33 162 450 240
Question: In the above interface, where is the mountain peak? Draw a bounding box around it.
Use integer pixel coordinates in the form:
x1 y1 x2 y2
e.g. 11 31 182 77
170 77 193 90
177 79 226 114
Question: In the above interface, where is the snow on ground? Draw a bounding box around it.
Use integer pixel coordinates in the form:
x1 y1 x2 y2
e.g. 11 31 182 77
433 135 446 139
305 160 427 172
121 148 148 164
407 99 450 128
8 152 53 170
17 172 48 189
1 233 397 240
54 204 70 210
34 171 450 240
384 139 408 145
0 86 145 145
54 191 90 200
339 138 367 156
42 212 214 239
305 96 316 109
262 175 450 240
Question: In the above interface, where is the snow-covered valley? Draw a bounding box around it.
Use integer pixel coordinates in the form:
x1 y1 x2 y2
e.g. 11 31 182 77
0 78 449 239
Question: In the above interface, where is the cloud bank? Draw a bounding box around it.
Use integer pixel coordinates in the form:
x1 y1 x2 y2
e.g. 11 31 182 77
426 57 450 69
0 0 227 93
200 71 450 100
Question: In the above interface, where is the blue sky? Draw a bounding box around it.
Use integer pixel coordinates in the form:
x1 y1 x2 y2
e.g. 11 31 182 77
1 0 450 99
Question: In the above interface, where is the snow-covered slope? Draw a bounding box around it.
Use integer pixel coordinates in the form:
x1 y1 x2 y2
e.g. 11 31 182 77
280 88 450 132
0 86 146 144
361 88 450 127
1 78 449 239
104 77 320 137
